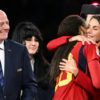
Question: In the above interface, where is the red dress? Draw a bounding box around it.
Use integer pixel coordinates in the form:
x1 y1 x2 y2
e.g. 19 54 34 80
47 36 100 100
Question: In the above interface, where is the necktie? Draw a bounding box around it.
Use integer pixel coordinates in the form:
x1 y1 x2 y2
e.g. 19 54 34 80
0 61 4 88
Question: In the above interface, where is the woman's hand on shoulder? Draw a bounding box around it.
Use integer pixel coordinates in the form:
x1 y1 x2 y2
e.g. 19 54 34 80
69 35 95 45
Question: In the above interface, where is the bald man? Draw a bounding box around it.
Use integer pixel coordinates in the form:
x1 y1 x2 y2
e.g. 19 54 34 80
0 10 37 100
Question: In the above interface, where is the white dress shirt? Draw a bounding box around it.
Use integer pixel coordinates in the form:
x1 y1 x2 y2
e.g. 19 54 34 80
0 41 5 75
30 58 35 72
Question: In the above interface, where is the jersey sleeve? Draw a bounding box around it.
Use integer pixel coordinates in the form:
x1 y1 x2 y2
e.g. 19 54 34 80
47 36 71 51
84 43 100 89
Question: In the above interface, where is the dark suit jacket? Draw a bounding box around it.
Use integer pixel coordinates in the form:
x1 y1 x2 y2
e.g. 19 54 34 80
0 40 37 100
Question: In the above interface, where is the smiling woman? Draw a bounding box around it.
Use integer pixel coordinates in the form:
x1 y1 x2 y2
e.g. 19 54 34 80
12 21 51 100
87 15 100 42
24 36 39 56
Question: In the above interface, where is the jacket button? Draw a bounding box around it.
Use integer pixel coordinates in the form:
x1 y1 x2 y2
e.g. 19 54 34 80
4 96 6 99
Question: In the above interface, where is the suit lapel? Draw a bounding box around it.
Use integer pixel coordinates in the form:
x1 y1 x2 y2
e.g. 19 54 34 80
4 40 12 76
4 40 12 93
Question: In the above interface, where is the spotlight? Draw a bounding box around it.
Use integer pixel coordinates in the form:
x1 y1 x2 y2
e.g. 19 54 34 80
91 2 100 6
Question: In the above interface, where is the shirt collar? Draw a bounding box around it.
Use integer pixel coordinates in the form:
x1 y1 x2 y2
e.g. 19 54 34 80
0 41 4 50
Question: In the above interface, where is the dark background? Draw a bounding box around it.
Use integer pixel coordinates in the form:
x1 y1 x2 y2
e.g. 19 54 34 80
0 0 99 61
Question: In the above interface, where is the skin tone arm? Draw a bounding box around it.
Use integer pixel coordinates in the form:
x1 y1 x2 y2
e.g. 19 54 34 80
69 26 95 44
69 35 95 45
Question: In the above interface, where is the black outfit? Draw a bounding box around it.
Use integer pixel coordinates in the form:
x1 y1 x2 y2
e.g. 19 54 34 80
33 55 52 100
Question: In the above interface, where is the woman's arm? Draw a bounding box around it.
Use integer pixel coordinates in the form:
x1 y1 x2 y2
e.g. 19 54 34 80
84 44 100 89
47 36 71 51
69 35 95 44
47 35 95 51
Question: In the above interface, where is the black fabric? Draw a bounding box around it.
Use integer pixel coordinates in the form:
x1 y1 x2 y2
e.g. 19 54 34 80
80 4 100 15
78 45 87 73
0 61 4 89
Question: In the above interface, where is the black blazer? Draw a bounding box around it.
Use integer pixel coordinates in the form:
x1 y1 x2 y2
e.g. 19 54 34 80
0 40 37 100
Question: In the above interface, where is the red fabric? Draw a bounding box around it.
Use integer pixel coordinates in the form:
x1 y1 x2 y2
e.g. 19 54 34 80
47 36 71 51
72 42 100 100
53 72 88 100
53 42 88 100
83 43 100 100
72 42 96 94
53 82 88 100
53 42 100 100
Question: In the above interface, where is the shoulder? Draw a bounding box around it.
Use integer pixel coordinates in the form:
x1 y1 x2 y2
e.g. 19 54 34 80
73 42 96 55
5 39 27 52
84 42 96 47
84 42 96 52
83 43 97 60
75 42 96 51
5 39 25 47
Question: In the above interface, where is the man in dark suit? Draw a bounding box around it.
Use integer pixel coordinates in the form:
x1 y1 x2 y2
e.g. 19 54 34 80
0 10 37 100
